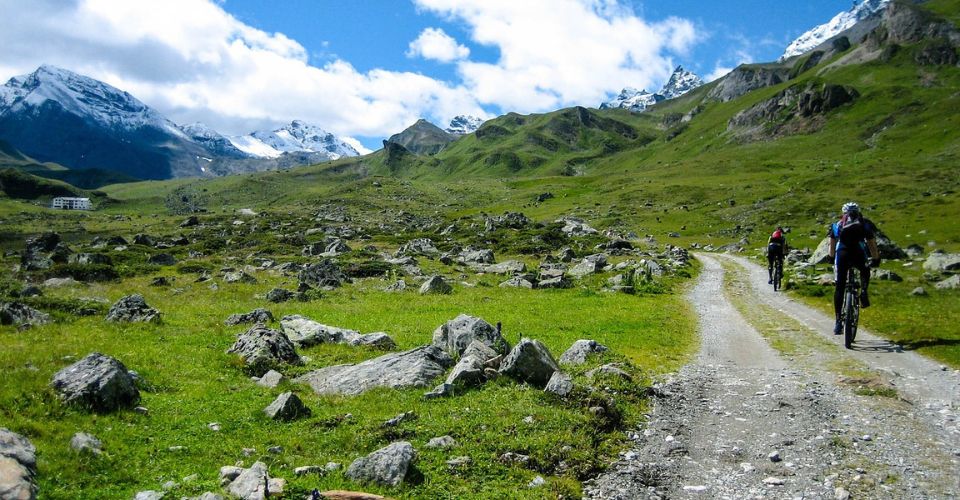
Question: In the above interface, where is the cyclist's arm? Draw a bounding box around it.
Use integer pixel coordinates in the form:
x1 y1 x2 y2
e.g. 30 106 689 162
829 237 837 259
866 238 880 260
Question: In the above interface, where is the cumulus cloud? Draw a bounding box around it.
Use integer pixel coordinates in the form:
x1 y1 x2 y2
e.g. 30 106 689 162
407 28 470 62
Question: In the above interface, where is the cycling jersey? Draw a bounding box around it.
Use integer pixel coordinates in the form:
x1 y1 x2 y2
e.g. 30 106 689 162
828 216 876 257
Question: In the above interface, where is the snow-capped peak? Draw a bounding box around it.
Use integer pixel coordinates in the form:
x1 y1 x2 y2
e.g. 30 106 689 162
446 115 484 135
658 66 704 100
228 120 361 160
782 0 889 60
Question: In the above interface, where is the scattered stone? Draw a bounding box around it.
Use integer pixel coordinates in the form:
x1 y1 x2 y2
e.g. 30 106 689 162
446 456 471 468
263 392 311 421
50 352 140 412
349 332 397 350
426 436 458 449
297 346 453 396
149 276 171 287
384 280 407 292
835 487 851 500
148 253 177 266
499 339 560 388
484 260 526 274
208 422 221 432
280 315 360 347
461 340 500 364
69 432 102 455
0 428 38 500
558 217 598 236
226 325 301 376
558 339 609 365
923 252 960 272
395 238 439 257
445 355 486 388
433 314 507 359
0 303 51 328
528 475 546 488
423 383 454 399
544 371 574 397
180 215 199 227
768 451 782 462
315 491 384 500
762 477 785 486
499 276 535 288
265 288 295 303
133 491 164 500
345 441 417 487
224 271 257 284
537 276 572 289
295 465 324 477
105 294 161 323
382 412 417 428
257 370 283 390
935 274 960 290
42 277 79 288
419 275 452 295
871 268 902 282
225 308 274 326
910 287 928 296
21 232 64 271
299 260 350 289
458 248 495 265
568 254 608 278
499 452 530 465
225 461 275 499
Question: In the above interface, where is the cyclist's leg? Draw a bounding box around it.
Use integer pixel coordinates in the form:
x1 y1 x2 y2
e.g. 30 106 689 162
834 252 851 332
767 252 774 281
857 255 871 307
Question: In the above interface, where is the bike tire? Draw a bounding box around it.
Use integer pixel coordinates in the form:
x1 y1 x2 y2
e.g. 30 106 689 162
774 266 782 291
843 291 856 349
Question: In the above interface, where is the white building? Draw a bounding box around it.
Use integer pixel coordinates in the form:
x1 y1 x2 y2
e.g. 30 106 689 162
51 197 92 210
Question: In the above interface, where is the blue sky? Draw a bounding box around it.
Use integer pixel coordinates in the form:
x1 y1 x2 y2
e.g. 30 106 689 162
0 0 861 151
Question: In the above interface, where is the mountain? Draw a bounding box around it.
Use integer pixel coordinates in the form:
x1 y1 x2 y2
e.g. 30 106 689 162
179 123 251 159
0 65 212 179
386 119 458 155
781 0 889 60
446 115 485 135
600 66 703 112
231 120 360 160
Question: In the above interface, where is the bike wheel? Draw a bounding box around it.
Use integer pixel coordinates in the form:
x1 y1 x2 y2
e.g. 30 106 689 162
774 266 782 291
843 291 856 349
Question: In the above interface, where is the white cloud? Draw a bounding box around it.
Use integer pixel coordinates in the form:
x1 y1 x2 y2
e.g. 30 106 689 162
407 27 470 62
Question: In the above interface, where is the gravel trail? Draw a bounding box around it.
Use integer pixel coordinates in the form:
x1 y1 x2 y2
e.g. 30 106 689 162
584 253 960 499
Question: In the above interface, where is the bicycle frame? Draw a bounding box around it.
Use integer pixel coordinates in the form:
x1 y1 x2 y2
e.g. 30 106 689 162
842 266 861 348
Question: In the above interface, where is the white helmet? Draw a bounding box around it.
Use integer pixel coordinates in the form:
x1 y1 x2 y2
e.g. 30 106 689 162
841 202 860 215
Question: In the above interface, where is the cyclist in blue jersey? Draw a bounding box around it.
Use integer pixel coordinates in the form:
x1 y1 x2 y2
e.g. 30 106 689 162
828 202 881 335
767 226 787 284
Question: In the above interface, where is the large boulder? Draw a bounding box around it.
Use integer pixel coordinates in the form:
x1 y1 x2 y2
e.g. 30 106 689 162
0 303 51 328
935 275 960 290
226 326 301 376
296 346 453 396
444 355 486 388
263 392 311 421
432 314 508 357
224 308 274 326
0 428 37 500
50 353 140 412
484 260 527 274
298 259 350 289
280 315 360 347
346 442 417 487
105 294 161 323
558 339 609 365
498 339 560 388
923 252 960 273
808 238 833 265
568 254 608 278
419 276 452 295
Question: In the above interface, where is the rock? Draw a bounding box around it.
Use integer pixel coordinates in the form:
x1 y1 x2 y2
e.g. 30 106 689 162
528 475 546 488
432 314 508 357
223 271 257 284
924 252 960 272
50 353 140 412
461 340 500 364
0 428 37 500
69 432 102 454
149 276 170 287
265 288 294 303
224 308 274 326
762 477 785 486
382 412 417 428
395 238 439 257
457 248 495 264
816 273 835 286
558 339 609 365
808 238 833 265
426 436 458 449
536 192 554 202
486 212 531 230
316 491 385 500
910 287 928 296
148 253 176 266
384 280 406 292
544 371 574 397
280 315 360 347
419 275 452 295
558 217 598 236
558 247 576 262
935 274 960 290
568 254 608 278
498 339 560 388
226 325 301 376
72 252 112 266
768 451 782 462
226 461 271 499
446 456 471 468
105 294 161 323
484 260 526 274
294 465 324 476
133 491 164 500
537 276 572 289
499 277 535 288
263 392 311 421
297 346 453 396
299 260 350 289
345 441 417 487
324 239 352 255
499 452 530 464
871 268 902 282
42 277 78 288
0 303 51 328
423 383 454 399
20 232 63 271
445 355 486 388
180 215 200 227
586 363 632 381
349 333 397 350
256 370 283 388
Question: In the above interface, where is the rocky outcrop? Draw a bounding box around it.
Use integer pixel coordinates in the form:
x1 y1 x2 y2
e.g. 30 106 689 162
728 82 858 140
296 346 453 396
346 441 417 487
881 1 960 46
0 428 38 500
0 303 51 328
105 294 161 323
226 325 302 376
432 314 508 357
20 232 69 271
708 64 792 103
50 352 140 412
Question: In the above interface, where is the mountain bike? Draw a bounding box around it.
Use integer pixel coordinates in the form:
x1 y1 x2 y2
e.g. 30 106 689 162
842 266 861 349
772 257 783 291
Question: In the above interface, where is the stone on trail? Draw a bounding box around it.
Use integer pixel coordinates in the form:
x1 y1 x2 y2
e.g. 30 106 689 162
69 432 102 455
558 339 609 365
498 339 560 388
0 303 51 328
50 352 140 412
419 275 452 295
297 346 453 396
346 441 417 487
544 371 574 397
226 325 301 376
432 314 508 357
224 308 274 326
263 392 311 421
105 294 161 323
0 428 38 500
280 315 360 347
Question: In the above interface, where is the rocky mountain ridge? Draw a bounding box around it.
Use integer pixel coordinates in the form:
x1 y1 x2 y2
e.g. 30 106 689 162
782 0 889 60
600 66 704 112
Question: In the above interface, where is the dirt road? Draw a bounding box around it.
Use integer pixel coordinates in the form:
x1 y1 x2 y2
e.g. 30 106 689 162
584 253 960 499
